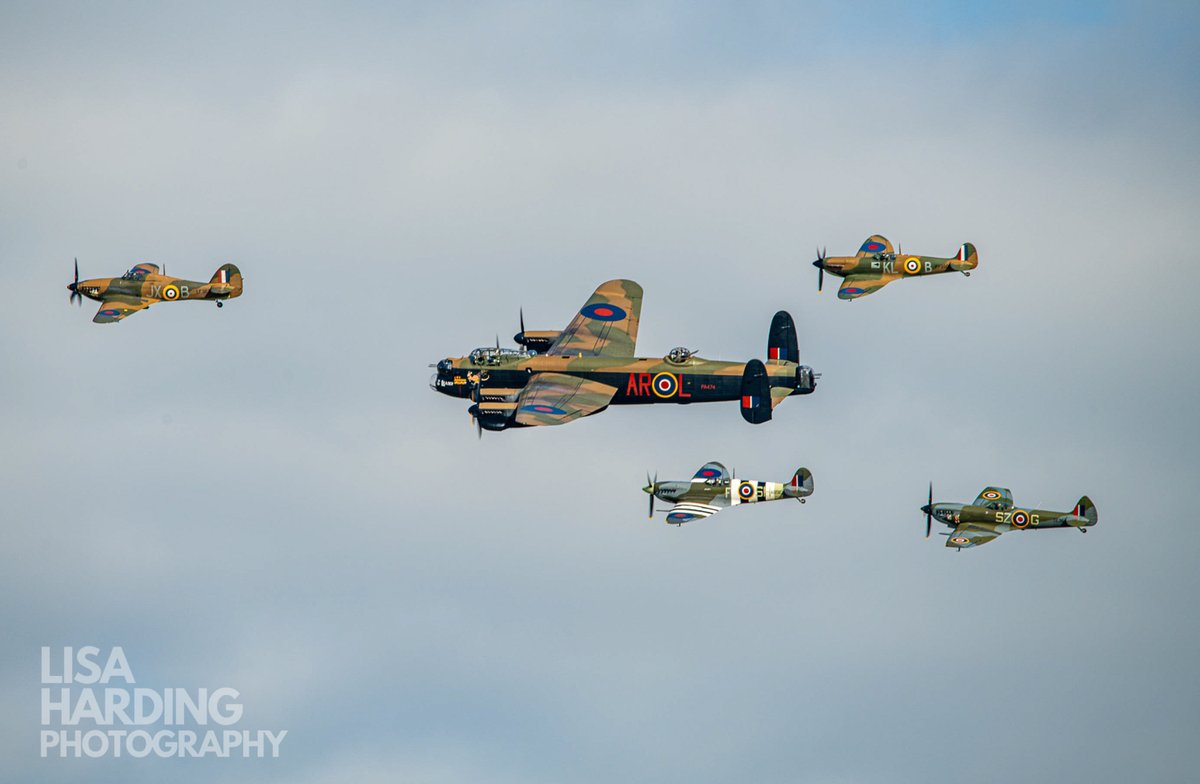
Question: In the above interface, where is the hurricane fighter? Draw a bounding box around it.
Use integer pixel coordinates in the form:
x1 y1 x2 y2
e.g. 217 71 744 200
922 484 1097 550
430 279 818 433
67 259 243 323
644 462 814 525
812 235 978 300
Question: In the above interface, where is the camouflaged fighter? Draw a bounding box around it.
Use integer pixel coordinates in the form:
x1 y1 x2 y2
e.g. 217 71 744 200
430 279 818 434
812 235 978 300
67 259 243 323
644 462 814 525
922 484 1097 550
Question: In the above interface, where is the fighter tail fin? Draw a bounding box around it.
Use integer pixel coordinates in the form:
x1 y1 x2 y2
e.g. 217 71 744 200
210 263 243 296
1073 496 1097 526
767 310 799 364
950 242 978 272
783 467 814 498
739 359 772 425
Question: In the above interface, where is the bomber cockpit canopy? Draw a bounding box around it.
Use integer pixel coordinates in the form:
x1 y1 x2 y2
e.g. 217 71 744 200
468 346 531 366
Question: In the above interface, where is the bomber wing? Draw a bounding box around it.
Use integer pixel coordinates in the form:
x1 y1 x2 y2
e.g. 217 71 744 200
93 296 153 324
855 235 894 258
837 275 894 300
973 487 1014 510
512 372 618 427
546 279 642 358
664 502 722 524
945 522 1002 550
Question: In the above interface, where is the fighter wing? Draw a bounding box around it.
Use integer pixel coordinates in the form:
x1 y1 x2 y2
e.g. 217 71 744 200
93 296 153 324
512 372 618 426
692 462 729 481
664 502 722 524
837 275 894 300
973 487 1014 510
855 235 894 258
546 279 643 358
945 522 1002 549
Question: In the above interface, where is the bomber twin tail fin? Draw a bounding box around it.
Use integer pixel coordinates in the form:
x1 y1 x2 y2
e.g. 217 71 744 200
739 359 772 424
767 310 799 364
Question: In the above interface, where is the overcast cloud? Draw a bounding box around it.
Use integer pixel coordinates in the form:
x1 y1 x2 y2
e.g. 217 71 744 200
2 2 1198 782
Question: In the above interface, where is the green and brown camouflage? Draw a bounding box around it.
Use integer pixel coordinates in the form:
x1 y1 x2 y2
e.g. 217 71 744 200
68 259 243 323
643 462 814 525
812 235 978 300
922 485 1097 550
430 279 818 433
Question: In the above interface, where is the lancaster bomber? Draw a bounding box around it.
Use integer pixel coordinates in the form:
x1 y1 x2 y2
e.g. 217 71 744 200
923 484 1097 550
812 235 978 300
68 259 243 323
644 461 814 525
430 279 818 434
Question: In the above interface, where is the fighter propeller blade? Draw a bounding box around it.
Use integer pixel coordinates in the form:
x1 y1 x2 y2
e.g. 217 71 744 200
68 257 82 305
925 482 933 539
644 471 657 518
813 247 826 293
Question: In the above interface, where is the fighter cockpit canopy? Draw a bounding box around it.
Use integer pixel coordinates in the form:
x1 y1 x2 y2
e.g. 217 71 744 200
468 346 531 366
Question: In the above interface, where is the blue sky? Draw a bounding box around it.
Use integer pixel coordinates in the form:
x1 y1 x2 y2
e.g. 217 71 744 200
2 2 1199 782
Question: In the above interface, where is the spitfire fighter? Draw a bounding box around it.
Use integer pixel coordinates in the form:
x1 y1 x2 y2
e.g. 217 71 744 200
812 235 978 300
644 462 814 525
430 280 818 433
68 259 243 323
922 484 1097 550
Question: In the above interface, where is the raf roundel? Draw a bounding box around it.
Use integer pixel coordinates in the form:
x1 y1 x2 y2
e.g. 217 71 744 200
950 536 970 545
667 511 696 523
697 468 719 479
982 490 1001 500
903 257 922 275
738 482 755 500
580 303 627 322
651 372 679 399
520 404 567 416
162 284 181 300
860 240 886 253
99 308 121 317
841 287 865 298
1010 510 1031 529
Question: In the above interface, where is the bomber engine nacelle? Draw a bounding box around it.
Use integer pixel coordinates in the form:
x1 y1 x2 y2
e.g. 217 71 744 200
513 330 560 354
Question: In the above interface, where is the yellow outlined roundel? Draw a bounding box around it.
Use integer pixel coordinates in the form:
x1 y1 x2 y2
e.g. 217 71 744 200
1010 509 1030 529
982 490 1001 500
650 372 678 399
950 536 970 545
162 284 181 300
903 257 922 275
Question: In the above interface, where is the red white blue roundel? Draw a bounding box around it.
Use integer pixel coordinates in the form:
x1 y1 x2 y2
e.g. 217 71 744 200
950 536 970 545
651 372 678 398
841 286 865 298
859 239 886 253
695 467 720 479
738 482 755 500
580 303 627 321
667 511 698 523
1011 510 1030 528
520 404 567 416
99 308 122 318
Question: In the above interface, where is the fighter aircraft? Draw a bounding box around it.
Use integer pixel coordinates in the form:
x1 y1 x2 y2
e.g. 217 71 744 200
643 462 814 525
922 484 1097 550
430 279 818 434
811 235 978 300
67 259 243 323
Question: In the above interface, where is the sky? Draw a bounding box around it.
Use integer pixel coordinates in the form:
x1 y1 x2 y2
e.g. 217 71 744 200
2 1 1199 781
